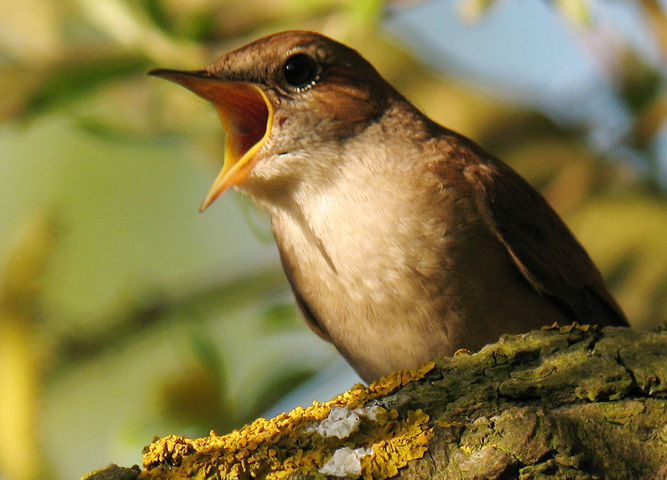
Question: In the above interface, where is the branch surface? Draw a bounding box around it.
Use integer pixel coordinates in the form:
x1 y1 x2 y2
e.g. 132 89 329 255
85 325 667 480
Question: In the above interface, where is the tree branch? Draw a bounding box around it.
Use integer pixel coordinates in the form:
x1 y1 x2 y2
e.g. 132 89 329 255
84 325 667 480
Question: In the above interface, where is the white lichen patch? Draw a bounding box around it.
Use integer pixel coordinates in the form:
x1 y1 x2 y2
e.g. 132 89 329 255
314 406 362 439
311 405 387 439
319 447 373 477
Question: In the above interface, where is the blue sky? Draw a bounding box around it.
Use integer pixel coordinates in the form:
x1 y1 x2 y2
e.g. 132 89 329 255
385 0 666 183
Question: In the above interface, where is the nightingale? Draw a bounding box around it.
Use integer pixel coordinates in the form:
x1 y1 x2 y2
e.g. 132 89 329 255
149 30 629 382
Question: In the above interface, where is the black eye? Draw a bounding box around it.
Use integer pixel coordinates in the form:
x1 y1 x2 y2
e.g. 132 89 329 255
283 53 319 89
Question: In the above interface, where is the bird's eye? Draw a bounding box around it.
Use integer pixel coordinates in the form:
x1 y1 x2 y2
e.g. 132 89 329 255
282 53 319 90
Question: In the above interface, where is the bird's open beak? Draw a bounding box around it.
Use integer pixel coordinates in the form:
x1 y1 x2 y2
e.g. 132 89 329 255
148 69 273 211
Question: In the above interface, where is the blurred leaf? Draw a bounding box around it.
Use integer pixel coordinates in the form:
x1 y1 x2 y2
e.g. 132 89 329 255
602 246 641 292
244 367 317 420
140 0 173 35
631 90 667 149
74 0 203 65
189 326 227 380
1 213 60 318
0 0 64 63
611 48 667 159
0 66 47 122
616 49 664 116
54 269 287 371
139 0 216 41
19 54 150 120
348 0 384 22
647 275 667 323
554 0 591 27
261 303 298 333
456 0 498 23
156 362 233 433
504 137 634 214
68 79 160 138
639 0 667 62
570 195 667 329
0 213 59 480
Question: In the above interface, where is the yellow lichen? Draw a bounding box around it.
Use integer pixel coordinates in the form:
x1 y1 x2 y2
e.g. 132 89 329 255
559 322 594 333
368 362 436 396
361 410 431 480
541 322 595 333
434 420 463 429
460 444 475 454
141 364 437 480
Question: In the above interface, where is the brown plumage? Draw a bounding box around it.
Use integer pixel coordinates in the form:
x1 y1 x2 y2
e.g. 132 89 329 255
150 31 629 382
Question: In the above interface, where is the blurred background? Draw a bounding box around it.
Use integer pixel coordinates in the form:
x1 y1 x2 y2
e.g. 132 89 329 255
1 0 666 478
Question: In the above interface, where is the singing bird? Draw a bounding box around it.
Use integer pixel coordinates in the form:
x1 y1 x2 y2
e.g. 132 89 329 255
149 31 629 382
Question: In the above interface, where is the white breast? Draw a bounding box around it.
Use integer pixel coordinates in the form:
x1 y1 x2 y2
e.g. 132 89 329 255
266 142 462 379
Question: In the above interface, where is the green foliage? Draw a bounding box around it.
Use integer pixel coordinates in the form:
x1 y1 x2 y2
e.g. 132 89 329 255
22 56 151 119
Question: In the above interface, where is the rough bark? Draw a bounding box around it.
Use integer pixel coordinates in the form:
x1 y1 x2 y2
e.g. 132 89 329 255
85 325 667 480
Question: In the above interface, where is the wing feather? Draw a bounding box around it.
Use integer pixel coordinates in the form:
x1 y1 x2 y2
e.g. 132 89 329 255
445 136 628 327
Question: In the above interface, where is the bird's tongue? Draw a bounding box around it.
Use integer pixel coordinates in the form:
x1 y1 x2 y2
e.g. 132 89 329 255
148 69 272 211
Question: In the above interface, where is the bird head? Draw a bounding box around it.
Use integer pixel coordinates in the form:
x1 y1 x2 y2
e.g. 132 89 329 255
149 30 392 211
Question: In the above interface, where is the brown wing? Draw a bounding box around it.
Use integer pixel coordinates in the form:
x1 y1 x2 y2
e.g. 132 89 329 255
454 139 629 328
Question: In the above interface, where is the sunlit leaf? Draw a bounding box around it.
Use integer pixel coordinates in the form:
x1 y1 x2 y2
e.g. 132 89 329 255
0 0 63 63
638 0 667 62
554 0 591 27
0 213 59 480
457 0 499 23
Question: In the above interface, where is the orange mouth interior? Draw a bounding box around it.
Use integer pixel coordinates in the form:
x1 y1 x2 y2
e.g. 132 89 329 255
216 83 271 169
148 68 273 210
